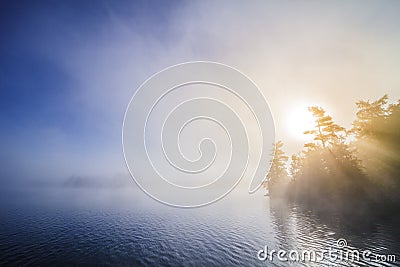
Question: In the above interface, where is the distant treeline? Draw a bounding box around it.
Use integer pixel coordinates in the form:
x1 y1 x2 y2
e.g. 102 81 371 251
265 95 400 218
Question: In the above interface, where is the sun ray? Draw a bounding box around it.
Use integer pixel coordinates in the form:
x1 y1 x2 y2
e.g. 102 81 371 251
286 104 315 141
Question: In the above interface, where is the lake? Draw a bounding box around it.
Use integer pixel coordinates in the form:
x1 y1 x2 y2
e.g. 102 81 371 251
0 187 399 266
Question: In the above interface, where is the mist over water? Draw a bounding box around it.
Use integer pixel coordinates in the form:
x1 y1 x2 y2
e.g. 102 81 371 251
0 186 398 266
1 1 400 266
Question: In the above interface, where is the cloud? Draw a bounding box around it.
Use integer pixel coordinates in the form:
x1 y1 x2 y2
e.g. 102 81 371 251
2 0 400 187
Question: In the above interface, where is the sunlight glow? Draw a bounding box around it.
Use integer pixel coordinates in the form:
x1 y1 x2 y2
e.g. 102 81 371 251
286 104 315 141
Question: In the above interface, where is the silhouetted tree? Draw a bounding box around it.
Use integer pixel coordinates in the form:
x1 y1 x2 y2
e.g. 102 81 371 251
286 106 368 214
289 153 303 181
352 95 400 201
266 141 288 195
304 106 346 148
351 94 389 138
272 95 400 219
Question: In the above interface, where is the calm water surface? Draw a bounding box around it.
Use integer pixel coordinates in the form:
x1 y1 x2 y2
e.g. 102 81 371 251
0 187 399 266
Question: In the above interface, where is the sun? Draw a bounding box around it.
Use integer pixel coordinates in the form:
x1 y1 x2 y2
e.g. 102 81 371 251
286 104 315 140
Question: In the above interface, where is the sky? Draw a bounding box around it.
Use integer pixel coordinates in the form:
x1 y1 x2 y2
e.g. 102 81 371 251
1 0 400 187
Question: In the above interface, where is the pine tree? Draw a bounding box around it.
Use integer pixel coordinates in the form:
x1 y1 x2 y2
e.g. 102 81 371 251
266 141 288 194
289 153 303 181
352 94 389 138
304 106 346 148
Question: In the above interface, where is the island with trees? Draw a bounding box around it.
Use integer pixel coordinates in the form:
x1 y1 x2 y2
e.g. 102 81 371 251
265 95 400 221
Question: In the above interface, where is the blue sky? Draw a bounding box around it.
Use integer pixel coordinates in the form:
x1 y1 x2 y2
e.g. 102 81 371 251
1 0 400 187
0 0 182 185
